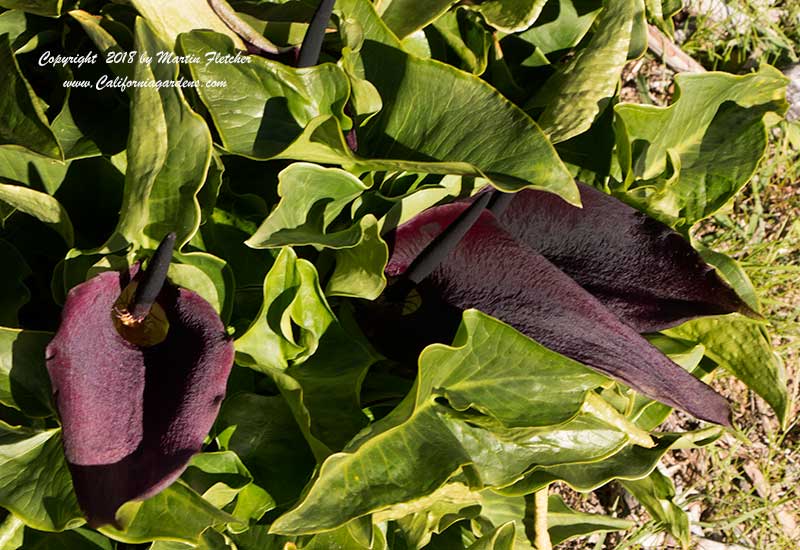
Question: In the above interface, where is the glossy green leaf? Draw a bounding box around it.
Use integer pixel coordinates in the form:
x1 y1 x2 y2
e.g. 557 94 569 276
614 67 788 227
665 317 788 426
694 241 760 313
15 527 114 550
1 425 239 542
0 427 83 532
106 18 212 251
338 0 403 46
547 493 634 545
170 251 234 322
0 35 60 159
661 0 682 22
197 152 225 227
388 483 481 548
99 482 237 544
178 30 352 161
399 34 433 60
69 9 134 81
502 427 722 495
467 523 516 550
0 148 69 195
581 393 653 448
0 328 52 417
274 316 377 459
246 163 369 249
338 50 383 125
215 392 316 507
420 331 605 430
130 0 245 49
378 0 456 39
0 10 29 43
234 8 311 49
0 240 30 327
620 469 689 548
235 247 335 370
430 8 492 75
474 0 549 33
184 451 253 499
627 0 647 58
529 0 635 143
183 451 275 527
234 521 386 550
51 91 102 161
228 525 293 550
270 310 607 534
0 1 64 17
377 174 474 233
269 396 452 531
182 9 578 201
448 412 632 488
342 0 577 199
148 539 195 549
0 0 788 545
473 491 531 549
0 9 52 54
0 183 73 246
303 520 382 549
645 0 677 34
0 513 24 549
515 0 602 60
554 95 616 181
231 482 275 530
325 215 388 300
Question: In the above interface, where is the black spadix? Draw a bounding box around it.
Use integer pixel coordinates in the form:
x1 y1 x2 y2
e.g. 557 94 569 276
111 232 175 347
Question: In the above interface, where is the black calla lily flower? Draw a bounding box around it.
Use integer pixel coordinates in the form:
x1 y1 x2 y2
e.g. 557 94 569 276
45 234 235 527
362 183 755 427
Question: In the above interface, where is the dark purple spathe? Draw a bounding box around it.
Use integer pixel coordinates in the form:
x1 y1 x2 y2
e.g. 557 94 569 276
46 266 234 527
381 194 736 427
494 183 756 332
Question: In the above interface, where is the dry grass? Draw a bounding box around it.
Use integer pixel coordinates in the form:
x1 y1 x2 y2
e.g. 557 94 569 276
556 7 800 544
683 126 800 549
554 121 800 550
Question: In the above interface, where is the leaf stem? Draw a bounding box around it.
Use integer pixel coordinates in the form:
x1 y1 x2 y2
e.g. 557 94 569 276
208 0 292 55
534 486 552 550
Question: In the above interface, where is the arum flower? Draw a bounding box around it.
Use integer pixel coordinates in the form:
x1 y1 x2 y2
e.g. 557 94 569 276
46 233 235 527
362 183 755 427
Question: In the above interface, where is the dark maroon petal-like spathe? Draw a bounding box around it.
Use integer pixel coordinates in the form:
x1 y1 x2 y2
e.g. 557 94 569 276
46 267 234 527
381 203 732 427
494 183 756 332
